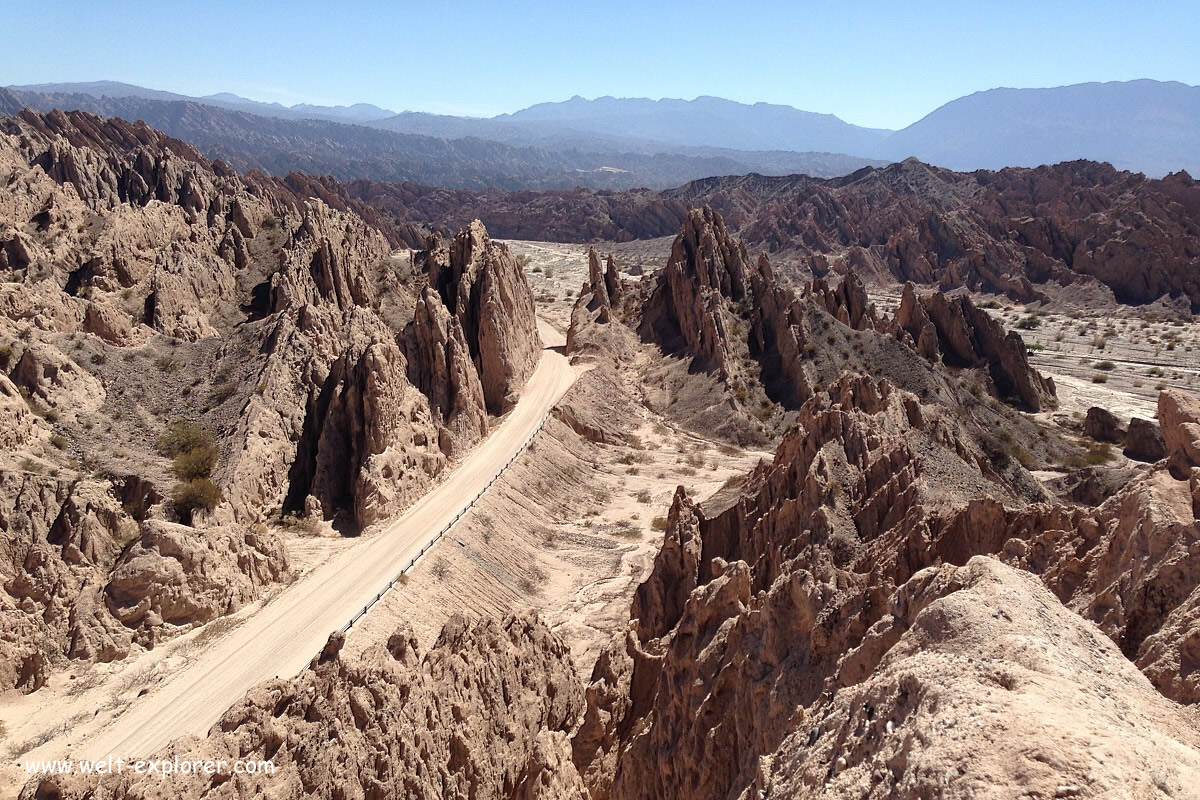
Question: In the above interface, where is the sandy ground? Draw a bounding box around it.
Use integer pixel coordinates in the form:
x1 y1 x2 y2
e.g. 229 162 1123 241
504 238 672 332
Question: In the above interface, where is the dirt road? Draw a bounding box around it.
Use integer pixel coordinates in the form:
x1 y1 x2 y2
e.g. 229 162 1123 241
42 322 576 763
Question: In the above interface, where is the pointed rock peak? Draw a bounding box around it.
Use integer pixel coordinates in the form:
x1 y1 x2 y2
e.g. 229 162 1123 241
416 220 541 414
755 252 774 282
893 284 1055 411
604 253 621 302
587 246 606 302
805 269 874 330
451 219 489 272
670 206 749 302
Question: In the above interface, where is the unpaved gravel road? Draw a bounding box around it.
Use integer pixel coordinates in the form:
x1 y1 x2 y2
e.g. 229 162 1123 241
32 322 576 763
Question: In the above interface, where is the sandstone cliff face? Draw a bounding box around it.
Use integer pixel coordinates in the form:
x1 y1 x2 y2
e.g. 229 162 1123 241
105 520 288 646
640 206 748 374
27 614 586 800
306 341 449 531
404 287 489 456
425 221 542 413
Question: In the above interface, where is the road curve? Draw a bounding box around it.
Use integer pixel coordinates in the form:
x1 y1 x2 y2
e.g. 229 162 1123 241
74 322 576 760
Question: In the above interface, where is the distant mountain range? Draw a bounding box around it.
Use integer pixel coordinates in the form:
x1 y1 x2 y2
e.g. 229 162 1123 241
880 79 1200 177
3 79 1197 185
0 88 883 190
7 81 397 123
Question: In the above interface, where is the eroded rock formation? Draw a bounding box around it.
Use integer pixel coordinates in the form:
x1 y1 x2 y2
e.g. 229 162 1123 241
581 376 1200 799
635 207 1057 443
0 109 542 690
424 221 541 413
27 614 586 800
893 282 1056 410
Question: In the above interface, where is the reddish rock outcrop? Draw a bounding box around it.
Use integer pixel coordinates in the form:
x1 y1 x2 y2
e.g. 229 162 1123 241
305 341 449 532
1160 389 1200 478
568 248 638 361
603 253 622 305
577 374 1200 799
404 287 489 456
640 206 748 374
893 282 1056 410
586 247 611 320
345 160 1200 310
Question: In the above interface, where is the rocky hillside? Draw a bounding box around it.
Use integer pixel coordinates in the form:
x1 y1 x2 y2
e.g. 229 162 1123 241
352 159 1200 311
0 109 541 693
602 206 1057 445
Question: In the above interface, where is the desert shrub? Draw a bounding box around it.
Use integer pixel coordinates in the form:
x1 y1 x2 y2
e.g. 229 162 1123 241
210 381 238 404
171 478 223 521
651 516 669 531
636 489 652 504
1015 316 1040 330
157 421 215 457
1091 373 1109 384
1084 443 1113 466
49 433 67 450
172 444 219 480
611 522 640 540
1094 360 1116 371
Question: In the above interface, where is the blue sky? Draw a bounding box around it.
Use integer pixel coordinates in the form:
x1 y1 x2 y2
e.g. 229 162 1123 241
6 0 1198 129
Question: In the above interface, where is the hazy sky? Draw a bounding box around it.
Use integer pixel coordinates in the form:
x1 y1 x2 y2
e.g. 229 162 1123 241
7 0 1198 129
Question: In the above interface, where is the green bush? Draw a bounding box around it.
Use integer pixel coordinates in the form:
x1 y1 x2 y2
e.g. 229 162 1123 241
651 516 669 531
172 444 219 480
157 421 215 457
171 478 223 522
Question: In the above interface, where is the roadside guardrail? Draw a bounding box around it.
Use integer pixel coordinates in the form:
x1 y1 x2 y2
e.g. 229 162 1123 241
317 408 554 652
